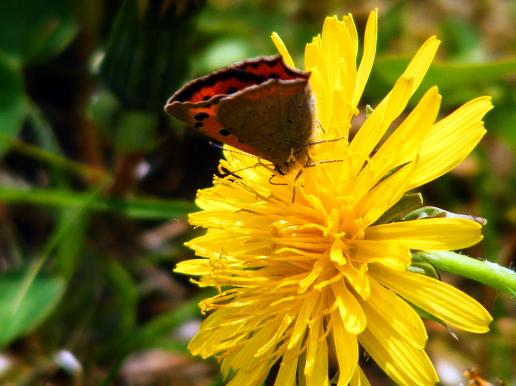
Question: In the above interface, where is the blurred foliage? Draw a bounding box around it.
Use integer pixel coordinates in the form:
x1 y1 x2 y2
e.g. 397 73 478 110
0 0 514 385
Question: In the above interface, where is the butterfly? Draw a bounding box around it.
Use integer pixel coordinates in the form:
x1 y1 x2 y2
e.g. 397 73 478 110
165 55 314 174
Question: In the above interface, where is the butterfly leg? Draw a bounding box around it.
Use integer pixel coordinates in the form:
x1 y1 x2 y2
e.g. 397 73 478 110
290 169 304 203
304 159 344 168
269 174 288 186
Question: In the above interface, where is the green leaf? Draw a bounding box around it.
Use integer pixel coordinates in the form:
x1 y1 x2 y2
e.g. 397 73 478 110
0 187 196 219
486 86 516 146
375 193 423 224
0 270 65 348
103 259 137 336
0 53 27 156
53 208 87 279
440 17 481 60
100 0 204 110
0 0 77 64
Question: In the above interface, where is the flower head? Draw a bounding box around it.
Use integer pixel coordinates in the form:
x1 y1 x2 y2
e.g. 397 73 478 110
176 10 493 385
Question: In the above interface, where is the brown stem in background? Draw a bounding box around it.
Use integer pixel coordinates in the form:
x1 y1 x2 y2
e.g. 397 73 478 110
72 1 107 186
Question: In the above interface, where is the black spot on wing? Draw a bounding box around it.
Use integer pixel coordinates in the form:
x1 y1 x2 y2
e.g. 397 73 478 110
194 112 210 121
194 122 203 129
219 128 231 137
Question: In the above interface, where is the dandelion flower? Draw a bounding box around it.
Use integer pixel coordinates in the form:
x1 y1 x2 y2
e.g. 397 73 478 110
175 10 493 385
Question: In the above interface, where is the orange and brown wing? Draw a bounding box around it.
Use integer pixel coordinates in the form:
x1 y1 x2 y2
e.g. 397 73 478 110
165 95 261 156
164 55 310 160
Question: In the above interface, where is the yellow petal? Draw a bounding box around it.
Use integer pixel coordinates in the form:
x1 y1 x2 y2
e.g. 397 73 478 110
337 261 371 300
407 96 493 190
287 294 317 349
227 359 271 386
174 259 210 275
349 36 440 174
342 13 358 57
365 218 483 250
359 324 438 385
371 266 493 333
354 86 441 196
305 316 330 385
403 36 441 89
190 308 241 358
274 347 299 386
330 238 347 265
331 281 367 334
353 10 377 109
331 309 359 385
352 240 411 270
362 278 428 348
348 75 414 175
304 34 321 71
271 32 295 68
226 318 277 370
349 367 371 386
356 152 418 226
256 314 294 356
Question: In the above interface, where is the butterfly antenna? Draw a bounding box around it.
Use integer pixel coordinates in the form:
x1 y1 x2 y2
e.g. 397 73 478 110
218 163 260 178
208 141 261 159
219 159 280 179
208 141 224 151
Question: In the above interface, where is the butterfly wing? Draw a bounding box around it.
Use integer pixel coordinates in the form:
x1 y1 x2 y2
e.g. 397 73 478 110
216 77 314 168
165 55 312 163
165 68 268 155
232 55 308 81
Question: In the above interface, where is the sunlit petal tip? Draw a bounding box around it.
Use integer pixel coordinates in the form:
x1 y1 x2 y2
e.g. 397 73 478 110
424 35 441 48
271 32 295 68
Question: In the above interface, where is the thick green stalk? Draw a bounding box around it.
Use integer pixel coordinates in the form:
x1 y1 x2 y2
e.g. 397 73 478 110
416 250 516 295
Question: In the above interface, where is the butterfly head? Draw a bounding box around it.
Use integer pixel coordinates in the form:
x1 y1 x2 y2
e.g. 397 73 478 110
274 146 310 175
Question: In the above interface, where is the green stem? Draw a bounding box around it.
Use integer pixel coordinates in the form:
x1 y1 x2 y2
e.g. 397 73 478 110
416 251 516 295
0 133 109 182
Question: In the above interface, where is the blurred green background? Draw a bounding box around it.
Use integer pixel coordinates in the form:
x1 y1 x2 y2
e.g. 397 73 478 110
0 0 514 385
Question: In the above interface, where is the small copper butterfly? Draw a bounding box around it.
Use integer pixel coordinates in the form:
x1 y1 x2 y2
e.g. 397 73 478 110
165 55 314 174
